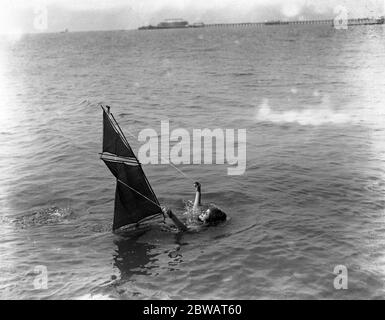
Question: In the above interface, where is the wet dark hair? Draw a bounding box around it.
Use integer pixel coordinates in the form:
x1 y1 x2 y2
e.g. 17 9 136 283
206 208 227 225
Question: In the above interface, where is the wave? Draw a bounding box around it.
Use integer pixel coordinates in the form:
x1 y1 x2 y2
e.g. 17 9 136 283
232 72 255 77
13 206 74 228
255 98 352 126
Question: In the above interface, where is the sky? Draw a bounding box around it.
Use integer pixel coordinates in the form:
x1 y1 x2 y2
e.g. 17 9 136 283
0 0 384 34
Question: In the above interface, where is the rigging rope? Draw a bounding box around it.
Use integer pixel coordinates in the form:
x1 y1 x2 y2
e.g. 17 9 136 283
117 179 162 209
100 103 195 222
123 127 196 184
99 102 195 183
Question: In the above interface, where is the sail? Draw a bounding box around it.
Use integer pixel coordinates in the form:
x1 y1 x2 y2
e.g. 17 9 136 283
102 107 136 159
100 105 162 230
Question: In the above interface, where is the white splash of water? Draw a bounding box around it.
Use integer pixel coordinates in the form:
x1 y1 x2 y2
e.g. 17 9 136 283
75 293 114 300
256 98 353 126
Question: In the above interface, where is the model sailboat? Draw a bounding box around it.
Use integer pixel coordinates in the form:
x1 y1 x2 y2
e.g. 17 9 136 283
100 105 163 230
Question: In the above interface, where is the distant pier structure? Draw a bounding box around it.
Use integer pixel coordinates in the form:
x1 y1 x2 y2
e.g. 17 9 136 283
204 20 333 27
205 17 384 28
139 17 384 30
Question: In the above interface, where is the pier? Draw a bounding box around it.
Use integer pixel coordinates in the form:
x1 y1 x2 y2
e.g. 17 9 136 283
139 17 384 30
204 18 384 28
205 20 333 28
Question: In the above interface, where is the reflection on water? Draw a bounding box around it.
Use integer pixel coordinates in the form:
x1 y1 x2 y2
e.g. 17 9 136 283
105 225 188 299
113 232 157 281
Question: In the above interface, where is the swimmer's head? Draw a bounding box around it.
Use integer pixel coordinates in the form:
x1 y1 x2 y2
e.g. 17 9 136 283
198 207 227 225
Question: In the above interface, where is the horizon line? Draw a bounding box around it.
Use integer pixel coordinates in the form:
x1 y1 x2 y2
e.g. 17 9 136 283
1 14 384 36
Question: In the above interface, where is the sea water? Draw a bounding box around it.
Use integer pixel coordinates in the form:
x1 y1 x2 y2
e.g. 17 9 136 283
1 25 385 299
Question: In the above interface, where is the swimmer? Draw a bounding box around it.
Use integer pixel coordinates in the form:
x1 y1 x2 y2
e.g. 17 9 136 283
163 182 227 232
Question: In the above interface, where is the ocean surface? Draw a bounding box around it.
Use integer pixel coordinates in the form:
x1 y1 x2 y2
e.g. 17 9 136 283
1 25 385 300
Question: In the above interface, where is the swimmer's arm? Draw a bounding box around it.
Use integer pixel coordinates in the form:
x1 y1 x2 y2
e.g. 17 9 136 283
163 208 188 232
193 182 202 210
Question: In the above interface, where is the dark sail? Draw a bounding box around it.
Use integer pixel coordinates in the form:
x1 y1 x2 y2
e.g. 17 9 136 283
100 105 162 230
103 107 136 159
